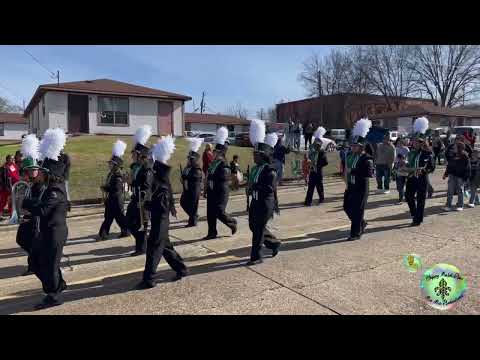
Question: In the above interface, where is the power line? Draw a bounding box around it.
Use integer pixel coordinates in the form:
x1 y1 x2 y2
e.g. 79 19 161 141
24 49 56 77
0 81 23 104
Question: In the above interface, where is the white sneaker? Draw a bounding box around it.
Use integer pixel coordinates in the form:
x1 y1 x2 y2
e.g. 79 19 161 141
443 207 453 211
456 207 464 211
467 204 475 208
383 190 391 194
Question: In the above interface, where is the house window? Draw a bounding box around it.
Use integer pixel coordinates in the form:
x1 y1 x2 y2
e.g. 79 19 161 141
98 97 129 126
0 123 4 137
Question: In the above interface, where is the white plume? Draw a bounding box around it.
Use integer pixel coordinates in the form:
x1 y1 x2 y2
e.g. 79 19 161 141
152 135 176 164
249 119 266 146
112 140 127 158
21 134 40 161
314 126 327 140
186 137 204 153
413 117 429 134
39 128 66 161
134 125 152 146
265 132 278 148
215 126 229 145
352 118 372 138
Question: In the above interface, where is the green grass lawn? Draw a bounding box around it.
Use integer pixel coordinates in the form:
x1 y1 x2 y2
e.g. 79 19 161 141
0 135 340 202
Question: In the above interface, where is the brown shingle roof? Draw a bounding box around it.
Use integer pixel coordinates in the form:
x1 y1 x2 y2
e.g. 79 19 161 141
370 104 480 119
185 113 250 126
0 112 26 124
25 79 191 116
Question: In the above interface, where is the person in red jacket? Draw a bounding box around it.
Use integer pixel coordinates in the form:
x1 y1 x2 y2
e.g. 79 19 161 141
202 143 214 198
464 131 475 147
0 154 20 217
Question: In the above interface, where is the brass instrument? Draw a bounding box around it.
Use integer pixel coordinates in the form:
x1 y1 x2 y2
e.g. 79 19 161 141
9 180 31 225
138 190 148 232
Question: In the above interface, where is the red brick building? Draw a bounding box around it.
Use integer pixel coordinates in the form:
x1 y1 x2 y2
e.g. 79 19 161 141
276 93 435 129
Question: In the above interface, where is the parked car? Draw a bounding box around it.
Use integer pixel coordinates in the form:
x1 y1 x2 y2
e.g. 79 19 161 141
195 132 216 144
235 132 252 147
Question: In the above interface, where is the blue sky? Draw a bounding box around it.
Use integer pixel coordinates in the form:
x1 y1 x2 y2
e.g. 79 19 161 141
0 45 335 115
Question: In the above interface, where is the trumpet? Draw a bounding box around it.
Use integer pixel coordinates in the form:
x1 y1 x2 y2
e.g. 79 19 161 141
9 180 31 225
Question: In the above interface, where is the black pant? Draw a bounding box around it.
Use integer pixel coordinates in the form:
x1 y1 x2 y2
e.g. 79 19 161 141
16 220 35 271
180 191 200 226
99 198 128 236
31 226 67 296
126 199 147 253
433 148 442 165
206 195 236 237
143 212 186 282
343 185 368 237
304 134 313 150
249 203 280 261
305 172 324 205
405 176 427 224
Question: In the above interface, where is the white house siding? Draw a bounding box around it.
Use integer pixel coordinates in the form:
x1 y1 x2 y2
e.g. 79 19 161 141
45 91 68 132
188 123 218 133
172 101 183 137
0 123 27 140
88 96 158 135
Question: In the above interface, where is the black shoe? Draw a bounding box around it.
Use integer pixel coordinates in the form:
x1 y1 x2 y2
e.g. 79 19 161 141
361 221 368 234
119 231 131 238
130 250 145 257
347 235 361 241
318 199 325 205
67 202 72 212
230 223 238 236
21 268 34 276
246 259 263 266
271 247 280 258
97 232 108 241
136 280 156 290
410 221 421 227
34 295 63 310
171 270 188 282
202 234 217 240
304 202 312 207
185 223 195 228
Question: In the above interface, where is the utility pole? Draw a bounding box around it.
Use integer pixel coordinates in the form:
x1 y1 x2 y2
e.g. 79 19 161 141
23 99 25 112
56 70 60 85
200 91 206 114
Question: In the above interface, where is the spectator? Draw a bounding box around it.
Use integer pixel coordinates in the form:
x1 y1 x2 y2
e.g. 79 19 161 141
443 141 471 211
467 150 480 208
432 132 445 165
293 121 302 150
395 138 410 162
229 155 240 190
445 135 473 163
14 150 23 169
0 154 20 218
375 135 396 194
422 141 435 198
394 153 409 204
202 143 214 198
273 135 291 185
303 122 314 151
287 119 295 148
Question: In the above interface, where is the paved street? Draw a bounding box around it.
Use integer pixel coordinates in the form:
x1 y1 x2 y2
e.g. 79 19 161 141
0 170 478 315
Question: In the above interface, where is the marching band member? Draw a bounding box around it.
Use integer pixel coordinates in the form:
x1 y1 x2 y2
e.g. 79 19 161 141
343 119 374 241
304 127 329 206
180 137 204 227
126 125 154 256
247 120 281 265
98 140 130 240
203 127 237 240
137 136 187 289
405 117 435 226
16 134 43 276
23 128 69 309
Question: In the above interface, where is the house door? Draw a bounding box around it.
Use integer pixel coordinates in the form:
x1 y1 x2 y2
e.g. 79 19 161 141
158 101 173 135
68 94 89 133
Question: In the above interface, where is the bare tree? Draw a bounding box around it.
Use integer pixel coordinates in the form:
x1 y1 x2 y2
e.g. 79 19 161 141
226 102 249 120
256 108 265 120
408 45 480 107
353 45 419 110
0 96 23 113
267 106 277 122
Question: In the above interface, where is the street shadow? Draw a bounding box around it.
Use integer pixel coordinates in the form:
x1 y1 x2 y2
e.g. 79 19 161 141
372 204 448 222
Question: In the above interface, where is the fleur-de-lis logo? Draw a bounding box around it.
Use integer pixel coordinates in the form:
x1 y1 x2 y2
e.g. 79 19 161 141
408 255 414 266
434 278 451 301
